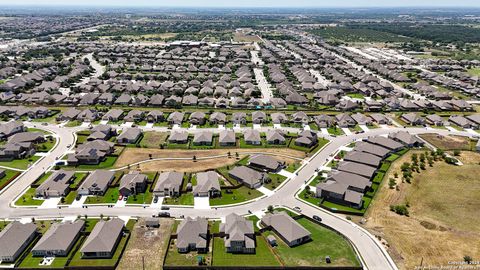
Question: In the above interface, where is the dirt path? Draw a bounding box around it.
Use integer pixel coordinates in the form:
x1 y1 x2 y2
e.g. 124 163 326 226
115 148 306 172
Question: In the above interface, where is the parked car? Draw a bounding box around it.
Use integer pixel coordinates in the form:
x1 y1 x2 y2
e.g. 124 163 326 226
161 206 170 210
158 212 170 217
153 197 158 203
293 207 302 212
313 215 322 222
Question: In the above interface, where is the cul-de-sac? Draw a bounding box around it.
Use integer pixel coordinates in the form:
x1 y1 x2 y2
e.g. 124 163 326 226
0 2 479 270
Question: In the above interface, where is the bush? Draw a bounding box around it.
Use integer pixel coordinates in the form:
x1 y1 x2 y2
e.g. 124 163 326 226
390 204 409 216
453 149 461 156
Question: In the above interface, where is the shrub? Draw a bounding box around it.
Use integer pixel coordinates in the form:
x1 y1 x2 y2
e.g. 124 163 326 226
390 204 409 216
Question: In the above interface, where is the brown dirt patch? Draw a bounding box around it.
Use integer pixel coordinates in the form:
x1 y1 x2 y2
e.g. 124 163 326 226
115 148 305 172
361 150 480 270
419 133 474 150
117 218 173 270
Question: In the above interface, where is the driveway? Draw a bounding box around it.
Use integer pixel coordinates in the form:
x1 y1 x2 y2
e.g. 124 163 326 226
194 196 210 209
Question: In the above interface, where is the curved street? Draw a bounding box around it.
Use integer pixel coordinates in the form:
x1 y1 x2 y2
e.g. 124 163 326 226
0 123 475 270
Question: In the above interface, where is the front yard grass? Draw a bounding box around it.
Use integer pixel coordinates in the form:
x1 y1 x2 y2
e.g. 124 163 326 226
0 156 41 170
264 174 288 190
265 217 360 267
163 193 194 206
62 156 118 170
84 187 119 204
15 188 44 206
285 162 301 173
210 186 263 206
127 184 153 204
212 236 280 266
327 127 344 136
0 169 20 190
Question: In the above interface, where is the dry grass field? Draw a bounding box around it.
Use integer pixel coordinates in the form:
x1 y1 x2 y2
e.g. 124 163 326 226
233 32 263 43
115 148 305 172
360 150 480 270
117 218 174 270
419 133 474 150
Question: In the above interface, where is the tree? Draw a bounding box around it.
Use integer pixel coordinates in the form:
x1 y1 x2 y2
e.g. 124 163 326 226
453 149 461 156
267 205 274 213
193 155 197 162
464 255 472 264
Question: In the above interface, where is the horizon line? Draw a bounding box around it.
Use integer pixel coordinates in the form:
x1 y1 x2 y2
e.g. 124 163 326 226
1 4 480 8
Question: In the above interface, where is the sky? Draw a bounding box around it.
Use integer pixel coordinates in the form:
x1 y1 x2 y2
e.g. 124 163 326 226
0 0 479 7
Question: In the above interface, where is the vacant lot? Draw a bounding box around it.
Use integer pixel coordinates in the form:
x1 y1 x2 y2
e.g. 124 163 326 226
139 132 168 148
118 218 174 270
419 133 474 150
362 150 480 270
115 148 304 172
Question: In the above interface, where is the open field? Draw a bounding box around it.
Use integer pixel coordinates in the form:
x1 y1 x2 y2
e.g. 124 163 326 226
139 131 169 148
419 133 475 150
361 150 480 270
118 218 174 270
115 148 305 172
233 32 263 43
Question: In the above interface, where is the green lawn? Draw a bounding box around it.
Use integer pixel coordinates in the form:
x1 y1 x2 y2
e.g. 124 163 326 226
346 93 365 99
285 162 301 173
84 187 119 204
15 188 44 206
163 193 194 206
264 174 288 190
126 184 153 204
467 67 480 76
212 236 280 266
68 233 129 267
265 217 360 267
18 236 84 268
62 156 118 170
65 120 82 127
36 138 57 152
164 241 212 266
32 172 53 186
210 186 263 206
0 170 20 190
327 127 344 136
0 156 41 170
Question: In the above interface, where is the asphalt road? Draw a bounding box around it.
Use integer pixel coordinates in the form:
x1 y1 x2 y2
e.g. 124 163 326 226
0 123 473 270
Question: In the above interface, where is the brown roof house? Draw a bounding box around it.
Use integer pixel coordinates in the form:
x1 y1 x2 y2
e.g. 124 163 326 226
218 130 236 146
261 212 311 247
80 218 124 258
219 213 255 254
176 217 208 253
78 170 115 196
35 170 75 198
117 128 142 144
119 171 148 197
248 155 284 173
154 171 184 197
32 220 85 257
295 130 318 148
228 166 265 189
193 171 221 197
0 222 37 263
67 140 114 165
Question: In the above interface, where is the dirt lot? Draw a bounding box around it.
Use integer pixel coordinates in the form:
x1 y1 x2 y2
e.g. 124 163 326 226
115 148 305 172
360 150 480 270
419 133 475 150
117 218 174 270
139 132 169 148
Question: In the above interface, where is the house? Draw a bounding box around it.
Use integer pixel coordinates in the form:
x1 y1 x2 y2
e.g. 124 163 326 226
176 217 208 253
7 132 45 144
232 112 247 125
218 130 236 146
261 212 311 247
77 109 99 122
248 155 283 172
388 131 424 147
351 113 372 125
102 109 124 122
56 108 81 121
426 114 445 126
189 112 206 125
193 131 213 146
252 111 267 124
35 170 75 198
80 218 124 259
219 213 255 254
0 142 35 161
228 166 264 189
335 113 356 128
343 151 382 167
193 171 221 197
243 130 261 145
0 121 25 139
117 128 142 144
400 113 425 126
266 130 286 145
209 112 227 125
366 136 404 151
314 114 335 128
78 170 115 196
118 171 148 197
449 115 477 129
292 112 309 124
295 130 318 148
147 111 164 123
167 112 184 125
32 220 85 257
168 131 189 144
124 110 144 122
0 222 37 263
337 161 377 179
369 113 391 125
154 171 184 197
316 171 371 209
87 125 115 141
67 140 114 165
354 141 391 158
271 113 289 124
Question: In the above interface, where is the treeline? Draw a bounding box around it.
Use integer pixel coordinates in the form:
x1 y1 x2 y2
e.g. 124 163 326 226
348 23 480 44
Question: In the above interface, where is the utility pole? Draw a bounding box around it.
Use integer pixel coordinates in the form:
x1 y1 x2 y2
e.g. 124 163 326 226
142 256 145 270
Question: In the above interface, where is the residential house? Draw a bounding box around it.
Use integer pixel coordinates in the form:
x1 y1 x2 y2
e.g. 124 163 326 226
228 166 264 189
243 130 261 145
154 171 184 197
167 112 184 125
67 140 114 165
32 220 85 257
0 222 37 263
219 213 255 254
248 155 283 173
209 112 227 125
426 114 445 126
168 131 189 144
124 110 144 123
232 112 247 125
102 109 124 122
266 130 286 145
193 171 221 197
176 217 208 253
0 121 25 139
261 212 311 247
117 128 142 144
189 112 206 125
193 131 213 146
292 112 309 125
78 170 115 196
146 111 164 123
80 218 124 259
295 130 318 148
118 171 148 197
87 125 115 141
218 130 236 146
400 113 425 126
35 170 75 198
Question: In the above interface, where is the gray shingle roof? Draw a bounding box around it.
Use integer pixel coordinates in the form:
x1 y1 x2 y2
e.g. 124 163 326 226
80 218 124 253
